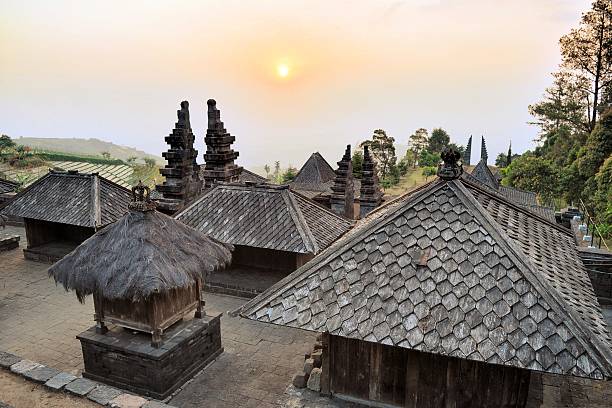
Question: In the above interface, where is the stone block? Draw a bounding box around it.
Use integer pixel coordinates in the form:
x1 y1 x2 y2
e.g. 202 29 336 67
303 358 315 375
45 372 77 390
0 351 21 369
307 368 322 392
109 394 148 408
142 401 178 408
292 373 308 388
65 377 98 396
311 349 322 368
10 359 41 375
87 385 124 405
23 366 61 383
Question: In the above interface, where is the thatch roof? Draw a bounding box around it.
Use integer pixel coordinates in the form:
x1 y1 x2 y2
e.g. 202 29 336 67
49 209 232 302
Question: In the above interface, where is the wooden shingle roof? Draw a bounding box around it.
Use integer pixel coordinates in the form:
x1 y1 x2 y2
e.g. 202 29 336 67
238 169 268 184
240 176 612 379
0 171 131 228
290 152 336 193
0 178 19 195
176 183 353 254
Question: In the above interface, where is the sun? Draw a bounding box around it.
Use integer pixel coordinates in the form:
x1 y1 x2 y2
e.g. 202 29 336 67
277 63 290 78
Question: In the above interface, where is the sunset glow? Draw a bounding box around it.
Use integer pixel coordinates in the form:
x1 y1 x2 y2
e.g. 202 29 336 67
277 63 290 78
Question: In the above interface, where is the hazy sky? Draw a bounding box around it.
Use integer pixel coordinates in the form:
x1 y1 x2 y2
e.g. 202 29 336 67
0 0 588 168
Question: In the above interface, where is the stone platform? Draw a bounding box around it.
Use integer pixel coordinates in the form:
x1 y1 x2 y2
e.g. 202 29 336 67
77 314 223 400
0 235 19 252
23 242 77 263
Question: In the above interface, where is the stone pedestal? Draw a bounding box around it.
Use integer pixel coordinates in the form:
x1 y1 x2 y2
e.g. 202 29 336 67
77 315 223 399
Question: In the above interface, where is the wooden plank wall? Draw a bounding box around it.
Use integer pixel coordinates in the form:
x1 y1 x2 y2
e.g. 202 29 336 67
328 335 531 408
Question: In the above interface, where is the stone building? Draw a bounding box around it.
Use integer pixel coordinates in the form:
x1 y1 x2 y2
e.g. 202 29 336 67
0 170 131 262
330 145 355 219
359 145 383 218
239 150 612 407
289 152 337 205
201 99 242 188
155 101 203 215
176 183 353 297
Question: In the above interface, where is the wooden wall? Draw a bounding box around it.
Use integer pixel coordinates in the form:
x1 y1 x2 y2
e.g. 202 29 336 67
24 218 93 248
232 245 311 272
326 335 531 408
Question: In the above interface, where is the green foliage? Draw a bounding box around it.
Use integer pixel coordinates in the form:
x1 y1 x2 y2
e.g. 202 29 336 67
495 152 521 168
352 150 363 179
575 109 612 178
504 154 560 203
408 128 428 168
33 151 125 165
422 166 437 180
0 134 16 156
427 128 450 154
101 151 112 159
263 164 271 179
127 156 137 164
143 157 157 168
418 150 441 167
282 166 298 183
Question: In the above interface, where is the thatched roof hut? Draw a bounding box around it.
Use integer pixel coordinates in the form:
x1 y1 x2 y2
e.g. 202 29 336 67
49 182 232 346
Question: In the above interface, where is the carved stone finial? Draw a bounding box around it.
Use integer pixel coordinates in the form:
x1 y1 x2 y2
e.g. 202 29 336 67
129 181 156 211
480 136 488 164
177 101 190 129
437 148 463 180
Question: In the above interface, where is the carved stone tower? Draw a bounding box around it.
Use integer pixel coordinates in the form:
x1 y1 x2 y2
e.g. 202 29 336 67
155 101 202 215
463 135 472 165
330 145 355 219
202 99 242 188
359 145 383 218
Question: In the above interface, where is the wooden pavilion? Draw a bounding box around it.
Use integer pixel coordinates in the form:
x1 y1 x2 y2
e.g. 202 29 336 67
48 182 232 399
0 170 131 263
176 183 353 297
0 177 19 206
240 150 612 407
289 152 337 206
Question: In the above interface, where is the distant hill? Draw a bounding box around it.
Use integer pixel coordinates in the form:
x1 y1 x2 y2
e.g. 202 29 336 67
14 137 164 165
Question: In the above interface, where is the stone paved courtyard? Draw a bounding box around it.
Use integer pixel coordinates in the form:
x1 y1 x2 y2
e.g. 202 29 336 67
1 225 611 407
0 226 359 407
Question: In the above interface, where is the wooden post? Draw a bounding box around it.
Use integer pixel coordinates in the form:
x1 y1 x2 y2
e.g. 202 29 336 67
320 332 331 396
195 279 204 318
92 294 108 334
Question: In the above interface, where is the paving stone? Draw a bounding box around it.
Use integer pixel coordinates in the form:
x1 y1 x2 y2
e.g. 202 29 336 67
45 372 78 390
0 351 22 369
87 385 124 405
142 401 178 408
10 359 41 375
64 377 99 396
307 368 322 392
23 365 61 383
109 394 148 408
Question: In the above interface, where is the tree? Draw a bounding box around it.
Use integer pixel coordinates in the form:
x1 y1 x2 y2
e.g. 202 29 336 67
144 157 157 168
0 135 16 156
127 156 137 164
361 129 396 180
559 0 612 131
408 128 428 168
419 150 441 167
282 166 298 183
575 108 612 177
507 143 513 166
101 151 111 159
273 161 281 184
422 166 437 181
263 164 271 179
427 128 450 154
504 154 560 203
352 150 364 179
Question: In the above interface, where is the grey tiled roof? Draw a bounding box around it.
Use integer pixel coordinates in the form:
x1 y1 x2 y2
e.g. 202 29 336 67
0 178 19 195
470 160 499 189
239 169 268 184
290 153 336 192
176 183 353 254
240 177 612 379
0 171 131 228
499 185 538 207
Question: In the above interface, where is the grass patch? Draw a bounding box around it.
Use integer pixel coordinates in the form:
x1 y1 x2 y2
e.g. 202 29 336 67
383 167 431 196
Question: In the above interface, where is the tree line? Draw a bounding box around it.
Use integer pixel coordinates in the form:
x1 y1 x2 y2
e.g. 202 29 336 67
502 0 611 231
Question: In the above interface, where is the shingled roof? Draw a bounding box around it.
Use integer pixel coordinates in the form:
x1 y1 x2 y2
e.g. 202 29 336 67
0 178 19 195
290 152 336 193
176 183 353 255
239 169 268 184
0 171 131 228
240 174 612 379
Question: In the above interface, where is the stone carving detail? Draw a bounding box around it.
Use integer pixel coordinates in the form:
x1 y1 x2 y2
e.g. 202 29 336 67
155 101 202 214
331 145 355 219
359 145 382 218
201 99 242 188
437 148 463 180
